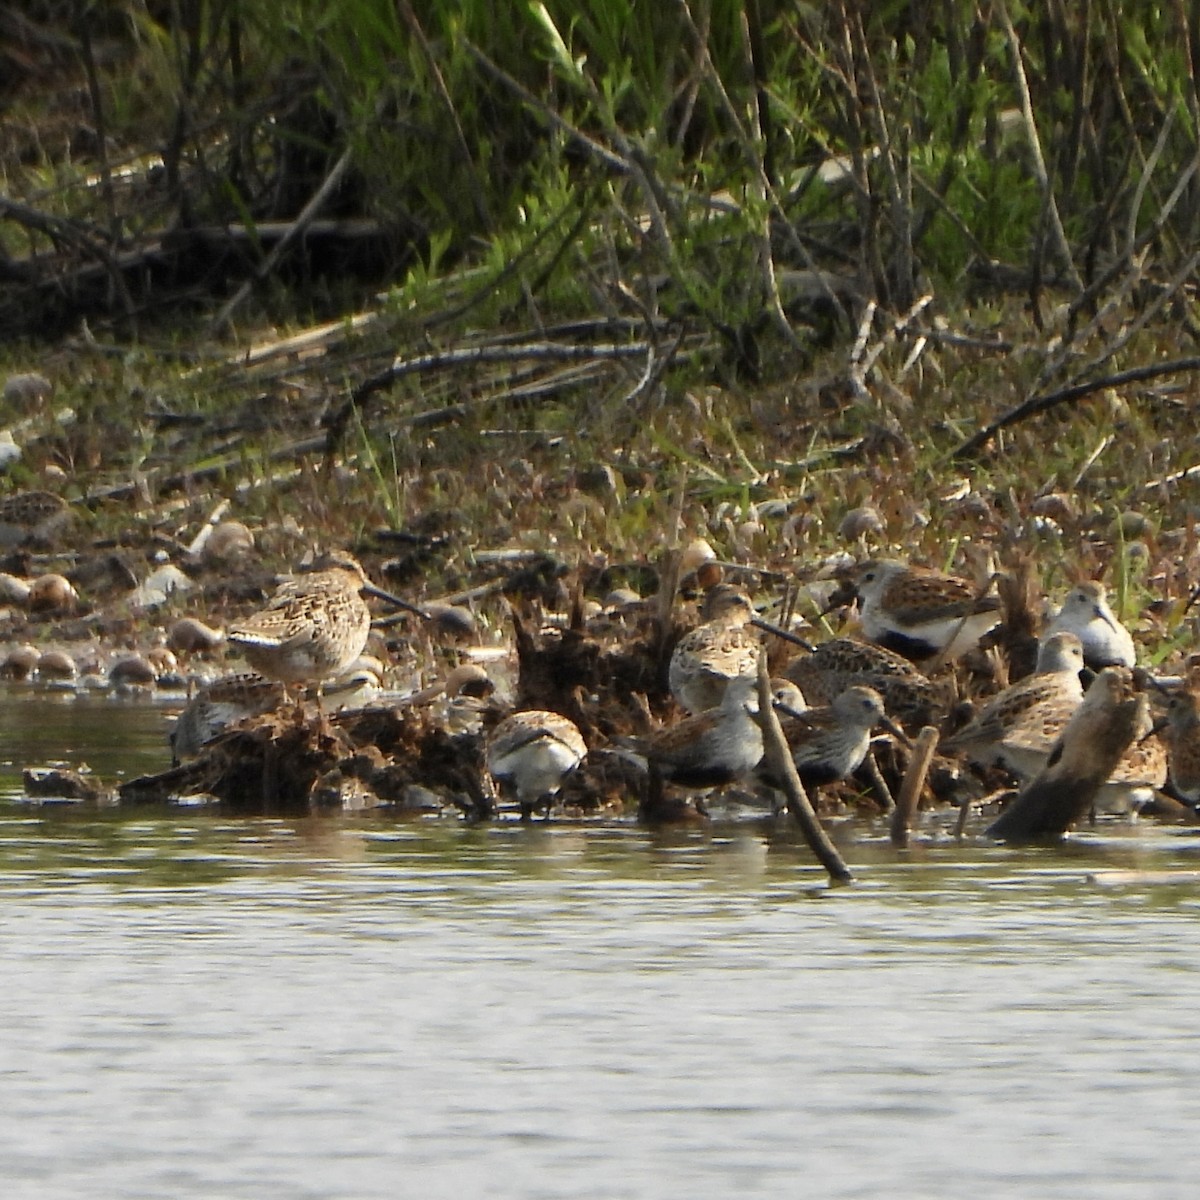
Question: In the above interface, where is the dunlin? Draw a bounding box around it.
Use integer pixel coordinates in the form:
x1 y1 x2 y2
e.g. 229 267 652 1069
485 709 588 819
762 685 903 793
170 673 287 762
226 551 417 689
635 673 770 790
943 631 1086 776
1041 580 1136 669
668 584 760 714
848 559 1000 662
784 636 943 730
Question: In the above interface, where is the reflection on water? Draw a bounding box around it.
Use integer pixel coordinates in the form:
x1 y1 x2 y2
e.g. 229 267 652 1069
2 690 1200 1198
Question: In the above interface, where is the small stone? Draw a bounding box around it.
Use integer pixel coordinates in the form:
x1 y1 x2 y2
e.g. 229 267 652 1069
0 573 31 605
0 644 40 680
202 520 255 564
166 617 225 653
839 505 885 540
678 538 717 577
26 574 77 613
129 564 193 609
109 655 157 687
37 650 77 680
3 372 52 409
424 603 478 640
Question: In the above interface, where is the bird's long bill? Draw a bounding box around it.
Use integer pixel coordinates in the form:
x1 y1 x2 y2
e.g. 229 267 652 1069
750 616 814 652
363 583 430 619
880 714 913 749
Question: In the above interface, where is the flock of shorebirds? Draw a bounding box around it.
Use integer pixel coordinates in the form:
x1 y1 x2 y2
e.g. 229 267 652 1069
160 546 1200 824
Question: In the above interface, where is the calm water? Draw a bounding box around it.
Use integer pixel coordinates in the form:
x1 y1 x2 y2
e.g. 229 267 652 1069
2 689 1200 1198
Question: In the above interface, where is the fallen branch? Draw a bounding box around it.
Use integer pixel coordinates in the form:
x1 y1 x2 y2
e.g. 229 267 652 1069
755 651 853 885
323 338 667 455
889 726 938 847
953 356 1200 459
987 668 1143 842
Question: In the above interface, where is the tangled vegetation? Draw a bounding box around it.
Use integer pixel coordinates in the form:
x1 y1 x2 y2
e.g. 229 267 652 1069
1 2 1200 669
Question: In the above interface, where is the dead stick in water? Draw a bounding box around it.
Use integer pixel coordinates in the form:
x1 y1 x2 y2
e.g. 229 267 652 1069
890 726 939 847
755 652 853 885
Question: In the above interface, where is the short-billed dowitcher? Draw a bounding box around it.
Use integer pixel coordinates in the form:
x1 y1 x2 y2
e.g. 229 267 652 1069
485 709 588 819
668 584 760 714
1041 580 1136 669
226 551 420 688
849 558 1000 662
943 631 1086 775
170 673 288 763
784 636 944 730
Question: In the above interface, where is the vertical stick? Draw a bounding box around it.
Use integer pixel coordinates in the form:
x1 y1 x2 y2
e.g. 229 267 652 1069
890 726 939 847
756 653 853 885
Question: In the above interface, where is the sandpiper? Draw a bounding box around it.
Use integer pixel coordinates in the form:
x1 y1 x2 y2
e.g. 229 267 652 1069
1041 580 1136 669
485 709 588 819
668 584 760 714
762 685 903 793
848 558 1000 662
942 631 1086 776
784 636 944 730
170 673 287 763
0 489 70 549
226 551 418 689
634 673 772 790
1156 689 1200 807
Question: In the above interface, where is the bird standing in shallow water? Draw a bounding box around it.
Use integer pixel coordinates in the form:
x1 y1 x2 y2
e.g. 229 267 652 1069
942 631 1086 777
1040 580 1136 669
1156 689 1200 808
848 559 1000 662
485 710 588 820
761 685 903 795
784 636 943 731
668 585 761 714
170 673 287 763
226 552 419 690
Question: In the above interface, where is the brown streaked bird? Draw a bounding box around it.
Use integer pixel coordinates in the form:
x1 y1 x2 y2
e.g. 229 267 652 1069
0 489 70 549
485 709 588 820
1156 689 1200 808
226 552 421 689
633 674 778 791
1095 725 1167 816
1041 580 1137 670
169 673 287 763
944 656 1164 815
668 584 761 714
942 631 1086 775
784 637 944 730
761 685 904 794
849 558 1000 662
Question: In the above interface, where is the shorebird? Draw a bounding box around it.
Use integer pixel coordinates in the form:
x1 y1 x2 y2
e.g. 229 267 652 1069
226 551 420 689
485 709 588 819
668 584 761 714
0 489 70 549
1156 689 1200 807
1041 580 1136 669
784 636 944 730
630 675 808 795
761 685 903 794
848 558 1000 662
170 673 287 763
942 631 1086 776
